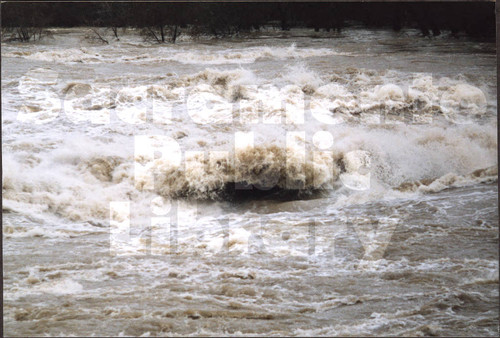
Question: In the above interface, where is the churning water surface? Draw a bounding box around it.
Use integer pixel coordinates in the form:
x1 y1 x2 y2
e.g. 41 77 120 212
2 27 498 336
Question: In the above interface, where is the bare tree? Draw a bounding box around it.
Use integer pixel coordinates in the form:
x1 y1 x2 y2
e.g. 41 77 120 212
140 25 181 44
134 3 186 43
1 3 52 42
83 3 127 44
85 28 109 44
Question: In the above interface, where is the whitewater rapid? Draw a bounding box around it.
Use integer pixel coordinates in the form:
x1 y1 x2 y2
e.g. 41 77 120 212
2 27 498 336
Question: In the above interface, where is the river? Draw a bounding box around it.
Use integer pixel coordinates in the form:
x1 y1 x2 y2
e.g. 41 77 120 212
2 27 498 336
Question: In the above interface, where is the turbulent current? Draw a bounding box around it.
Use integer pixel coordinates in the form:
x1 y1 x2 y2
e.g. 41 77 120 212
2 28 498 336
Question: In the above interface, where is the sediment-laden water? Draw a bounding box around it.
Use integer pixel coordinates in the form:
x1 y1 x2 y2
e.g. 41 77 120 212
2 28 498 336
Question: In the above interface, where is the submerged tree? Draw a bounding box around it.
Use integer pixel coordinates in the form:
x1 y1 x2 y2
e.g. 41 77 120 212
1 2 496 42
133 3 186 43
84 3 131 44
1 2 53 42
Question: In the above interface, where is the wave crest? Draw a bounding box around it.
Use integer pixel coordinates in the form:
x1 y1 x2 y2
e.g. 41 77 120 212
396 166 498 193
153 145 342 200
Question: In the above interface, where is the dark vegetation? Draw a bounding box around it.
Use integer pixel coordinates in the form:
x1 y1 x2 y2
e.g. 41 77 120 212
1 2 495 43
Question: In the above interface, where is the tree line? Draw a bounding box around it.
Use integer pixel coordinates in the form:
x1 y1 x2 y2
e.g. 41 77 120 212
1 2 495 43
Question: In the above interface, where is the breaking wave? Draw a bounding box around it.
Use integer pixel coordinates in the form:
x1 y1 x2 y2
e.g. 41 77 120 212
396 166 498 193
3 44 341 65
2 44 497 220
149 145 343 200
